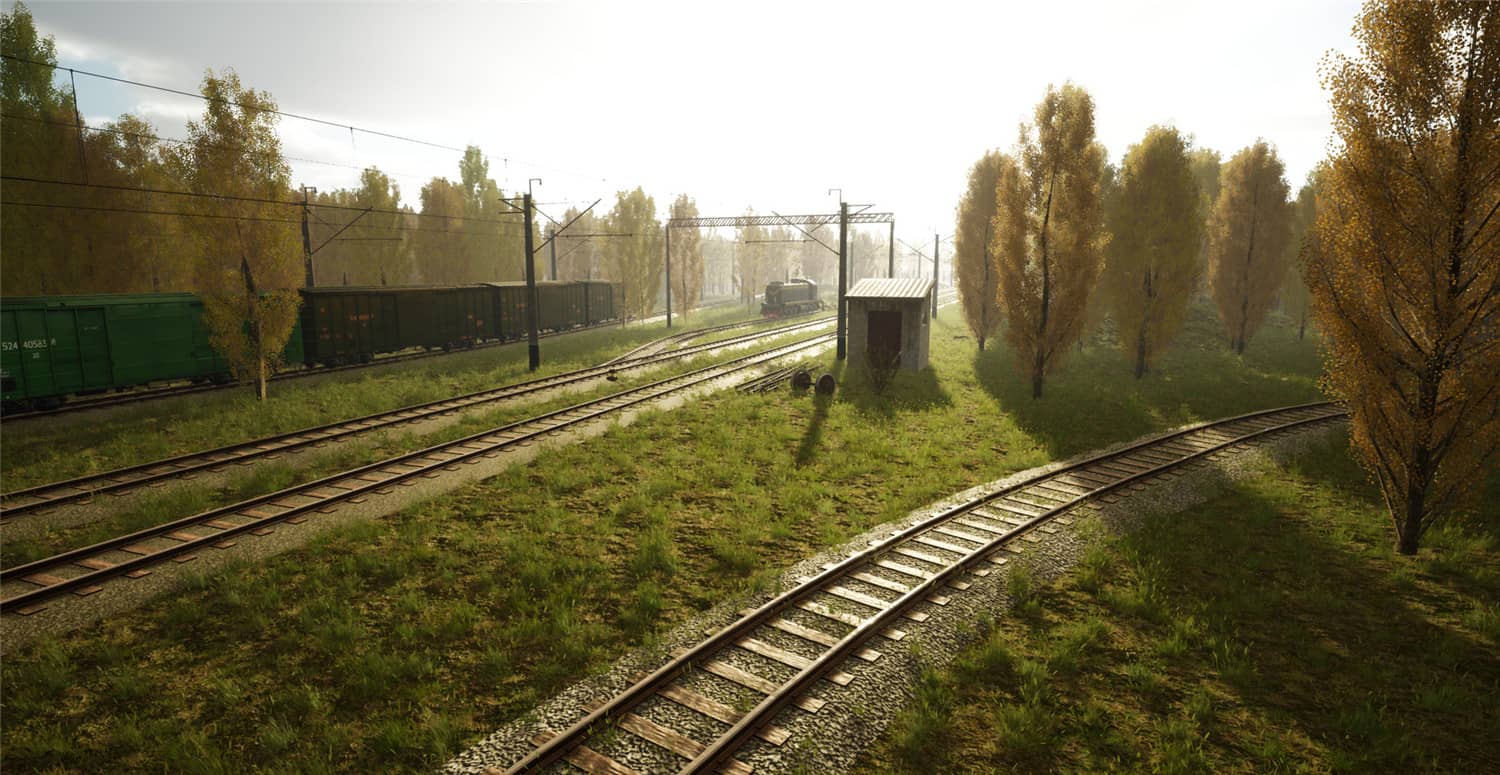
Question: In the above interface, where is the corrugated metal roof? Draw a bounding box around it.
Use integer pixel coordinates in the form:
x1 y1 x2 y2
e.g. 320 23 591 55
846 278 934 300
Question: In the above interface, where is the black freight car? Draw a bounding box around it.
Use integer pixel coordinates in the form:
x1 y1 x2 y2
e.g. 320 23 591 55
299 286 490 366
580 280 615 325
482 281 617 339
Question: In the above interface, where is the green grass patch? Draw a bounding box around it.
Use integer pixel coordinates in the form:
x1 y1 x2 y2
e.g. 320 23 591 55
866 436 1500 773
1 306 763 491
1 304 1332 772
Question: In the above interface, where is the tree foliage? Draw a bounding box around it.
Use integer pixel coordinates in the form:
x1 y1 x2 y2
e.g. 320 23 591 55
605 187 663 320
184 69 302 400
1102 126 1203 377
668 194 704 318
954 150 1004 350
1309 0 1499 554
1284 172 1322 341
1207 141 1293 353
308 167 412 286
993 83 1109 397
1187 147 1222 288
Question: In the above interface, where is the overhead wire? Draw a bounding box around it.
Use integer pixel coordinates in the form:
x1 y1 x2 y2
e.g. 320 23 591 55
1 52 614 186
1 199 516 236
0 174 524 228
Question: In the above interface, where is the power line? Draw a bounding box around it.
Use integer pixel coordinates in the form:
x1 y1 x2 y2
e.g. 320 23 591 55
1 52 466 154
1 52 613 186
0 110 408 177
1 174 523 227
1 198 514 235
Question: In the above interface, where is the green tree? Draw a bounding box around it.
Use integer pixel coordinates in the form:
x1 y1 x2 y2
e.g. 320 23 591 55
1102 126 1203 377
1206 141 1293 354
994 83 1109 398
1 0 80 293
1308 0 1499 555
605 188 663 320
668 194 704 318
184 69 302 400
953 150 1004 351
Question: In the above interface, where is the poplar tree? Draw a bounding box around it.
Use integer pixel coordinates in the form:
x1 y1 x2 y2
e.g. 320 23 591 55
669 194 704 318
737 211 767 307
415 177 467 283
185 70 302 400
1207 141 1293 354
994 83 1109 398
1187 148 1222 290
605 187 663 321
1103 126 1203 377
1284 174 1321 341
1309 0 1498 555
953 150 1004 351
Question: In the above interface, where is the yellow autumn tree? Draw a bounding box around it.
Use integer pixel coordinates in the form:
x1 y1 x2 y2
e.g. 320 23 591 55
1309 0 1499 555
993 83 1108 398
953 150 1004 350
184 69 302 401
1102 126 1203 377
1207 141 1293 354
668 194 704 318
1284 171 1323 341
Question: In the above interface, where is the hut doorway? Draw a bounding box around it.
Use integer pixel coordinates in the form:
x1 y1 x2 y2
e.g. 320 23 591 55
867 309 903 366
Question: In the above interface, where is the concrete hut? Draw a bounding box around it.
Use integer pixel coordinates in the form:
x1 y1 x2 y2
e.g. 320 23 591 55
845 277 934 371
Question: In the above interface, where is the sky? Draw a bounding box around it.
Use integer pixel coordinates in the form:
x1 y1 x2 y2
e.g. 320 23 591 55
24 0 1364 255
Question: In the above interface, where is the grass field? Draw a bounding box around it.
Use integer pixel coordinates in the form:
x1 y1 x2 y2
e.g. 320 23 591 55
869 436 1500 774
0 305 761 492
0 322 830 568
0 301 1332 773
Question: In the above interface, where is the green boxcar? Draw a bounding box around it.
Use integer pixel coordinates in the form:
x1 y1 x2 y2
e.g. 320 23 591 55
1 293 306 409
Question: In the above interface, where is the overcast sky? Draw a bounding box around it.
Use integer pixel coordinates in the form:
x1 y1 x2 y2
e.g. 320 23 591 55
27 0 1363 250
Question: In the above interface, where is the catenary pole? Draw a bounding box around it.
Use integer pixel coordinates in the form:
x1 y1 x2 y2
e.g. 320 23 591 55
932 233 939 318
549 224 558 281
837 201 848 360
523 191 540 370
301 186 316 287
888 220 894 278
665 223 672 328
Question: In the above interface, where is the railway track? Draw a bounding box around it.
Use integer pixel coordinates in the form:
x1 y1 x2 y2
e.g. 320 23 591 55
0 316 696 422
0 331 837 615
0 316 835 522
497 401 1346 775
602 314 829 367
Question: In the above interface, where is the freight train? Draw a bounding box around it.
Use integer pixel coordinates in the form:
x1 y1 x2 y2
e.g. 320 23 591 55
1 280 615 411
760 279 822 317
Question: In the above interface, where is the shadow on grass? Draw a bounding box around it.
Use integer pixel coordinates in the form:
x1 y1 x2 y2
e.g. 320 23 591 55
795 361 845 467
974 305 1325 458
1114 456 1500 771
839 366 953 419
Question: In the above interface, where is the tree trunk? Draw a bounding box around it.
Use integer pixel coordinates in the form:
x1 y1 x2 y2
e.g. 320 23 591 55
1031 367 1044 399
977 335 985 351
1135 327 1148 379
1298 314 1306 341
257 357 268 401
